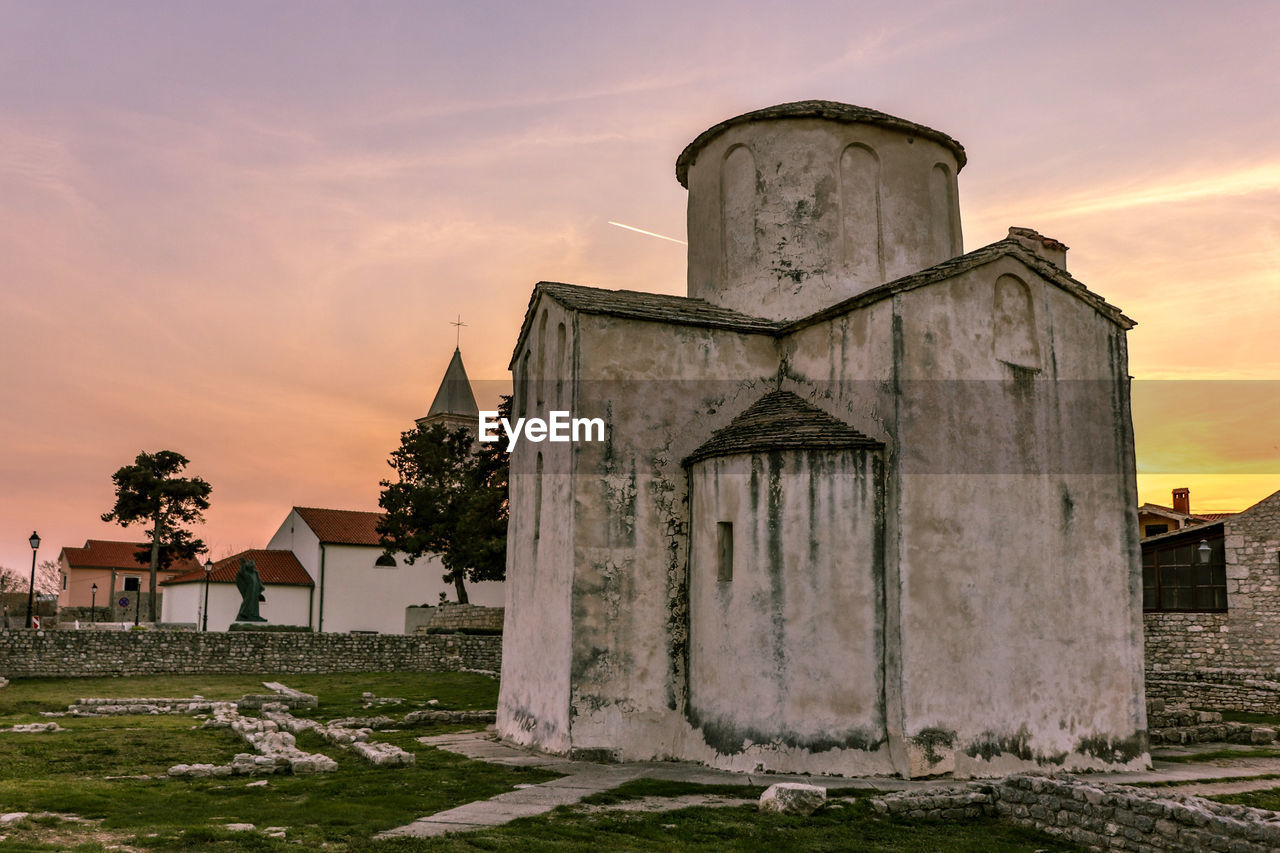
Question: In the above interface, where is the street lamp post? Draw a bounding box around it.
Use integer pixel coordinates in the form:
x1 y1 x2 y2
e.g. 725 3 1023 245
202 558 213 631
90 583 98 624
25 531 39 629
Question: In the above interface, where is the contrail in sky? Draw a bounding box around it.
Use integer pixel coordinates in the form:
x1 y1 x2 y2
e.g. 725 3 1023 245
608 221 688 245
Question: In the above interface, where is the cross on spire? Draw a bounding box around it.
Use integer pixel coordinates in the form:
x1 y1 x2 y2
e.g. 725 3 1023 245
451 315 467 349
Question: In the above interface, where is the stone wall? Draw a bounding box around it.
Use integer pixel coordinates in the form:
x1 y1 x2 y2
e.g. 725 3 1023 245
424 604 504 632
872 774 1280 852
1146 667 1280 714
1144 491 1280 712
0 629 501 678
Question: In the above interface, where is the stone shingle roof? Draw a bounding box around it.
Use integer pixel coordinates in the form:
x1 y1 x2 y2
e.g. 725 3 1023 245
293 507 383 546
538 282 780 331
427 348 479 418
683 391 882 465
676 100 967 187
162 549 313 586
781 237 1136 332
509 282 780 368
60 539 200 574
513 237 1134 365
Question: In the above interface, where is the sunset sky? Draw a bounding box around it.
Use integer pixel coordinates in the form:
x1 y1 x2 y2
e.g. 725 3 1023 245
3 1 1278 574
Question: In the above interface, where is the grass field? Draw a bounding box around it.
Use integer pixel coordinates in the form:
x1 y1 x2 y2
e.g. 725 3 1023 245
0 673 1084 852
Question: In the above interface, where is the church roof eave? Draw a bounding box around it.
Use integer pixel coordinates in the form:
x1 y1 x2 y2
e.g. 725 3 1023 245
507 283 780 370
778 238 1136 334
507 238 1135 371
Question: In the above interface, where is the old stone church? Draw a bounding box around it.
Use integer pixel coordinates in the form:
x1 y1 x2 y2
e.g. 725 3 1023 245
497 101 1147 778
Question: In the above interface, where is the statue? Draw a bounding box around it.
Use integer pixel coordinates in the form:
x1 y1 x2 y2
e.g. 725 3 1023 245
234 557 267 622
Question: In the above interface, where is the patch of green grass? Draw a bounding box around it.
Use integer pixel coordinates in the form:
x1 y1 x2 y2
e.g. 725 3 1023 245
0 673 539 851
0 715 236 778
825 786 882 798
575 779 882 807
0 671 498 726
358 798 1085 852
274 672 497 722
1221 711 1280 727
1127 773 1280 788
1157 748 1280 763
1206 787 1280 809
578 779 765 805
0 675 267 723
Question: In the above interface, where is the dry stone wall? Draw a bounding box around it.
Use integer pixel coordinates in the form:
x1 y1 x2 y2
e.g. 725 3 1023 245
1145 495 1280 712
420 604 505 633
0 629 500 678
872 774 1280 853
1146 668 1280 714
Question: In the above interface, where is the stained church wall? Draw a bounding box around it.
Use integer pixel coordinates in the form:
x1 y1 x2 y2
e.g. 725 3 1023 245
686 447 890 774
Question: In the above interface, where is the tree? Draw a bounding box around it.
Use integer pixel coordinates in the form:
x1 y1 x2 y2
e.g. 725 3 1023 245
35 560 62 595
0 565 20 592
378 397 509 604
101 450 212 622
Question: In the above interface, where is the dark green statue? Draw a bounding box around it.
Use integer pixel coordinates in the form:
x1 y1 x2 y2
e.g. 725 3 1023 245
234 557 267 622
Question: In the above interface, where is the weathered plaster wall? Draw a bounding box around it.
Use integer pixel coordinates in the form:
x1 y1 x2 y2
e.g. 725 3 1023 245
555 313 780 761
686 119 962 322
888 262 1146 776
686 448 891 774
781 258 1147 776
497 296 578 753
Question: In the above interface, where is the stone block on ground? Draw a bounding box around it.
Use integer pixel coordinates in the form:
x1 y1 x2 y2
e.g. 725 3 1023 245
7 722 62 733
759 783 827 815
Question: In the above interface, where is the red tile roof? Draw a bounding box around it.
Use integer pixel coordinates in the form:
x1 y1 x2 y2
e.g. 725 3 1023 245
162 549 313 587
293 507 384 546
60 540 200 574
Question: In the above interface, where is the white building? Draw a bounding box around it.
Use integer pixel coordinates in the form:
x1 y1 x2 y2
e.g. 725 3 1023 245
161 549 313 631
266 506 504 634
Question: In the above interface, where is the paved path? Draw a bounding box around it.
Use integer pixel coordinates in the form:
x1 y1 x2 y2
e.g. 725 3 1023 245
379 733 934 839
376 733 1280 840
376 735 642 838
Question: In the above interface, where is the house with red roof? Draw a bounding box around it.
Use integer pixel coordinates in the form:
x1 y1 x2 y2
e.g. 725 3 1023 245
58 539 201 619
265 506 503 634
160 549 313 631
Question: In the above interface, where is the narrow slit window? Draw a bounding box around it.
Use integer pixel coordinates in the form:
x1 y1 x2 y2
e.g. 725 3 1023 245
716 522 733 582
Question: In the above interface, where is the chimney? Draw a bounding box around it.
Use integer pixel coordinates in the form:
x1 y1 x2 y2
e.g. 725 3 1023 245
1172 488 1190 515
1008 227 1068 271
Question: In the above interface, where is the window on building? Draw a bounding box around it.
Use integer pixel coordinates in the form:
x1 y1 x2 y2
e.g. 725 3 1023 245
1144 523 1169 538
1143 537 1226 612
374 554 397 568
716 522 733 582
123 577 141 592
